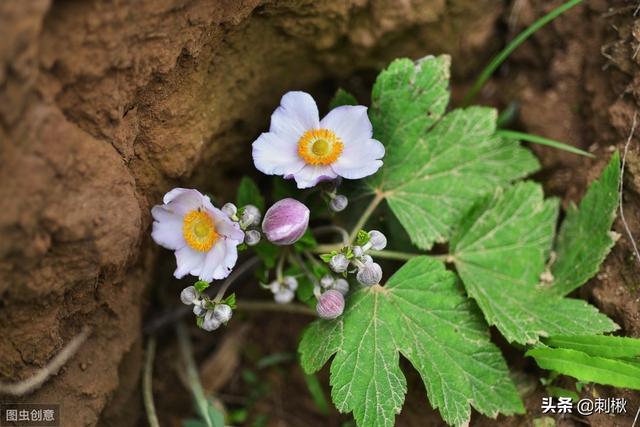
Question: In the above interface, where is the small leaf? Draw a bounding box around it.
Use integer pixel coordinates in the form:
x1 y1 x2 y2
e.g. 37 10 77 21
451 182 618 344
299 257 523 427
221 293 237 309
194 281 210 293
527 347 640 390
354 230 370 246
543 334 640 358
237 176 265 212
367 56 539 249
549 152 621 296
329 88 358 109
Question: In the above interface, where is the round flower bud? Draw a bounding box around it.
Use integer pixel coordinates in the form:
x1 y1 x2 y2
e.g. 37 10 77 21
180 286 199 305
262 198 310 245
368 230 387 251
316 290 345 320
245 229 261 246
333 278 349 295
202 310 221 331
361 254 373 265
213 304 233 323
320 275 334 289
329 253 349 273
352 246 364 258
274 288 295 304
283 275 298 291
356 262 382 286
329 195 348 212
221 202 237 218
241 205 262 227
269 280 281 294
193 302 206 317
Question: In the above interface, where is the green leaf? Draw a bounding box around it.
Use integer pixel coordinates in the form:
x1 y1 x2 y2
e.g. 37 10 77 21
303 372 330 415
549 152 621 296
526 347 640 390
253 241 279 269
237 176 265 212
355 230 370 246
299 257 523 427
293 229 317 251
221 293 237 309
451 182 618 344
194 281 210 293
367 56 539 249
329 88 358 109
543 335 640 358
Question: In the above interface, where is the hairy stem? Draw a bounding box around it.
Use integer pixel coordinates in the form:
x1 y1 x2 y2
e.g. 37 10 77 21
176 323 213 427
213 256 260 302
238 300 316 316
143 338 160 427
349 191 385 243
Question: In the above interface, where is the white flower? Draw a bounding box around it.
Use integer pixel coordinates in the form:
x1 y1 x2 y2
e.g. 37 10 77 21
151 188 245 282
252 91 385 189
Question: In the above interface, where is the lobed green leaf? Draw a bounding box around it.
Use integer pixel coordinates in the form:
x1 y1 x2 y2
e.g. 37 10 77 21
543 334 640 359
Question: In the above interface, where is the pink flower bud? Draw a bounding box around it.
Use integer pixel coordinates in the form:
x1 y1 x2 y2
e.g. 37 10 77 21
262 198 310 245
316 289 345 320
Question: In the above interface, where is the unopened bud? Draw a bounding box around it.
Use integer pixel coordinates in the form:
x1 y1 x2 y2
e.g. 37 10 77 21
241 205 261 227
213 304 232 323
361 254 373 265
330 195 348 212
180 286 198 305
320 275 334 289
202 310 221 331
269 280 281 294
283 276 298 291
262 198 310 245
274 288 295 304
329 253 349 273
193 302 206 317
368 230 387 251
333 278 349 295
222 202 237 218
316 290 345 320
352 246 364 257
357 262 382 286
245 229 261 246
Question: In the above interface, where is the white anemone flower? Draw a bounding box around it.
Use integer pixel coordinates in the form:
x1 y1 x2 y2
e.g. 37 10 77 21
252 91 385 189
151 188 245 282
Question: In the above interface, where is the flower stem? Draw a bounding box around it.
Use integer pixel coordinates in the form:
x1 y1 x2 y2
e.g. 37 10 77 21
237 300 316 316
462 0 583 105
142 337 160 427
213 256 260 302
348 191 385 243
312 225 349 245
175 323 213 427
369 250 453 263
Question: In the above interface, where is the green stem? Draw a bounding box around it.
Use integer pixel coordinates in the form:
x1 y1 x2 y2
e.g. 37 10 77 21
276 249 287 283
348 191 385 243
143 338 160 427
462 0 583 105
497 130 594 157
175 323 213 427
237 300 316 316
369 250 453 263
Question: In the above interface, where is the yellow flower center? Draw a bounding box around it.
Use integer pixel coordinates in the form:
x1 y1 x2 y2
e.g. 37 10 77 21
183 210 218 252
297 128 343 165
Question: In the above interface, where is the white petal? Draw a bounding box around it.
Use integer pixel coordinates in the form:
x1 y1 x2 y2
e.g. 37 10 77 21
270 91 320 139
332 138 385 179
320 105 372 143
199 239 239 281
162 188 203 216
252 132 305 176
203 201 245 242
151 212 185 250
173 246 206 279
293 164 338 189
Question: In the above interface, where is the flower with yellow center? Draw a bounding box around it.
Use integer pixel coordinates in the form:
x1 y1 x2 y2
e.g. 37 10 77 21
151 189 244 281
252 91 385 189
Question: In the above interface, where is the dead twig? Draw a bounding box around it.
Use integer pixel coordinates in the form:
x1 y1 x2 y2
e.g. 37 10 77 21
0 327 91 396
619 111 640 266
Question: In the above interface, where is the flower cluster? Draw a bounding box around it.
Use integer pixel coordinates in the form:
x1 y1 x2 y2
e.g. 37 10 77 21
150 90 386 331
